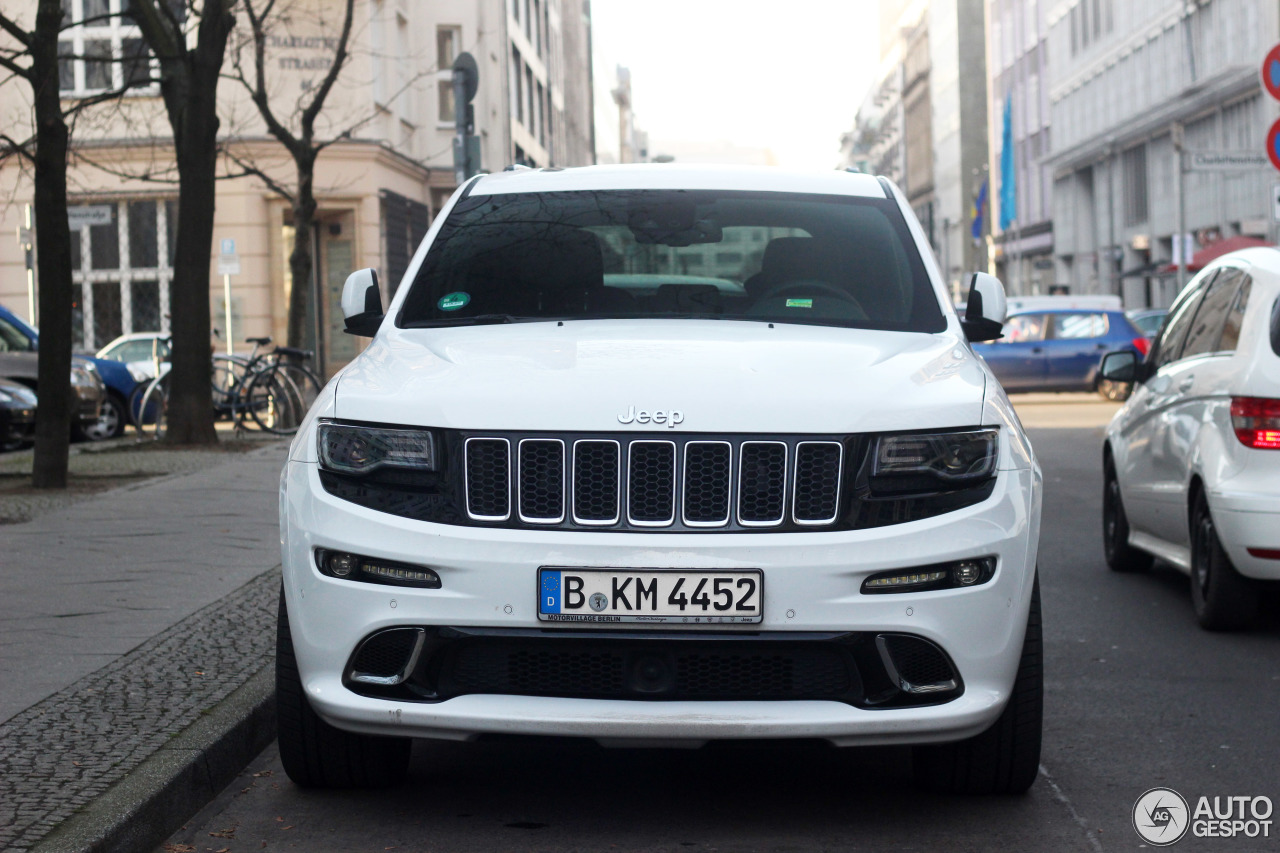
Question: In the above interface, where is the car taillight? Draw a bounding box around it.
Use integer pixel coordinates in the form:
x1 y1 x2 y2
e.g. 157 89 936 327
1132 337 1150 356
1230 397 1280 449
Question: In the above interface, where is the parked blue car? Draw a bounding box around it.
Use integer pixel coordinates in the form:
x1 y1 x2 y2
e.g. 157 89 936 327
973 308 1149 397
0 303 141 440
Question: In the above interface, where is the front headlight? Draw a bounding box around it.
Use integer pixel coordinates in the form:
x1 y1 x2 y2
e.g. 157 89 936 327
70 364 97 388
126 361 156 383
869 428 998 495
317 421 438 475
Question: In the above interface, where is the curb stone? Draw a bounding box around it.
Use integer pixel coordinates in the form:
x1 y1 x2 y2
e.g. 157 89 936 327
29 667 276 853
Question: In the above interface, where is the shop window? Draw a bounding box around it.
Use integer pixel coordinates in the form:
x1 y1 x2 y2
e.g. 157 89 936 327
69 199 173 350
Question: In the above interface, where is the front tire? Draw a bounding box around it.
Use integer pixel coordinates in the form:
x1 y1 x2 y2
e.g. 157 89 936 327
1102 457 1152 573
1190 493 1257 631
80 393 126 441
912 575 1043 795
276 589 411 788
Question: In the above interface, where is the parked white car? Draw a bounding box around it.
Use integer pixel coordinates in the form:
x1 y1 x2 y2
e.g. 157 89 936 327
1100 248 1280 630
277 164 1043 793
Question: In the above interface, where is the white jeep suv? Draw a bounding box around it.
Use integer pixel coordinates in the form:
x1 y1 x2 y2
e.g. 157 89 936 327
277 165 1043 793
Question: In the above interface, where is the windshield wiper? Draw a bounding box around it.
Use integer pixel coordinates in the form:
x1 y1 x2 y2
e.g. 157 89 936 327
409 314 526 328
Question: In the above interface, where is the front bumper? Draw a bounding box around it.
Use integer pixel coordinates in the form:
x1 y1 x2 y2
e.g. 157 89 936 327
281 460 1041 745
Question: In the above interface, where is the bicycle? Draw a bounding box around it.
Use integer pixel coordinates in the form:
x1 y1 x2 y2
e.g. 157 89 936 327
132 336 321 438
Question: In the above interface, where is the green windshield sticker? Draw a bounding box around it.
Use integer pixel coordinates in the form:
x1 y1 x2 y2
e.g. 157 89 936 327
438 292 471 311
785 298 813 309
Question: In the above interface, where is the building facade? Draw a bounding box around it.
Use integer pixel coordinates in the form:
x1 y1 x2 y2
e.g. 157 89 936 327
843 0 988 295
0 0 595 376
1045 0 1280 308
987 0 1054 296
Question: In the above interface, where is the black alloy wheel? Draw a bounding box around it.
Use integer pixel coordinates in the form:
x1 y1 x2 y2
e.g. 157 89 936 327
1189 492 1257 631
1102 456 1152 573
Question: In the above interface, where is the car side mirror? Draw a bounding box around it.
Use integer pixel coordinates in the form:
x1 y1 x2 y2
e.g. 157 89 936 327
1100 350 1138 384
962 272 1006 342
341 268 384 336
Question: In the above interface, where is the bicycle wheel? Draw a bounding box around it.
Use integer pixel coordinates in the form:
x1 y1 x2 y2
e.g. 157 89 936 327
136 375 169 439
211 355 248 422
245 367 303 435
273 362 321 421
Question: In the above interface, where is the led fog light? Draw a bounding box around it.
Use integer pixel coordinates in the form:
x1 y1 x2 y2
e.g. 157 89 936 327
314 549 442 588
862 557 996 594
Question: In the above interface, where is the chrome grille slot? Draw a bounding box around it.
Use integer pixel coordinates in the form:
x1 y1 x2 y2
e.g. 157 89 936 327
682 441 732 526
518 439 565 523
572 440 621 525
737 441 787 526
627 440 676 526
792 441 843 524
464 437 511 521
460 433 845 531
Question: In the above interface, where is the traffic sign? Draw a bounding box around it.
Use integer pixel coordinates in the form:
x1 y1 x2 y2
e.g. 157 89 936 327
1263 43 1280 101
1273 182 1280 222
67 205 112 230
1267 118 1280 172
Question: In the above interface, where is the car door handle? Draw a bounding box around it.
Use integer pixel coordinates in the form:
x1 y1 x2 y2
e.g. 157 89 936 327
1178 376 1194 392
1031 347 1043 354
1095 343 1109 350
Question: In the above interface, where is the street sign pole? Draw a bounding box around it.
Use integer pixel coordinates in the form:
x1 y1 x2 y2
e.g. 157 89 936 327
1172 121 1187 291
217 238 241 356
452 52 481 183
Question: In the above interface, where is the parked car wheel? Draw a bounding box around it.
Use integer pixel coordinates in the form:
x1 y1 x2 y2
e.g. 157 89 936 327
1189 492 1258 631
1102 456 1152 573
80 393 126 441
276 590 411 788
912 575 1043 795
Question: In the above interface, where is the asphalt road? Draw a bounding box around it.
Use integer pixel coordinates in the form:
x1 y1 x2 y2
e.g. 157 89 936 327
162 395 1280 853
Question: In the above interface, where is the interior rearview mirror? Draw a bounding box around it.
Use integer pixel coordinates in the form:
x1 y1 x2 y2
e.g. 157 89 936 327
342 268 384 337
962 272 1006 342
1099 350 1138 384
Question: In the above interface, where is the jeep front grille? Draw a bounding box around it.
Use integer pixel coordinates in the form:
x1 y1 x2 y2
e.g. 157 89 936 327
465 434 845 530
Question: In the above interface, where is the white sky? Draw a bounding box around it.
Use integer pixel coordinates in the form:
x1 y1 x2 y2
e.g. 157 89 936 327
589 0 881 170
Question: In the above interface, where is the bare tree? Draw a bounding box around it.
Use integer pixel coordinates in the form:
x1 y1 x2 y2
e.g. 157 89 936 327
129 0 235 445
0 1 153 487
225 0 354 350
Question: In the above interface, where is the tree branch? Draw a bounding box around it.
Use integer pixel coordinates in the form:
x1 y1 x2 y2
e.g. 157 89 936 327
223 147 295 202
0 10 32 47
298 0 354 140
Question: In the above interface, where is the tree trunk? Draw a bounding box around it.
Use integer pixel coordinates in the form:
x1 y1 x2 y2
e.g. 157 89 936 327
286 153 317 350
29 0 75 488
155 2 233 445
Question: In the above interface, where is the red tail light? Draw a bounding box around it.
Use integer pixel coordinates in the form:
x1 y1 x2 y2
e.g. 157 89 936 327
1230 397 1280 449
1132 337 1150 356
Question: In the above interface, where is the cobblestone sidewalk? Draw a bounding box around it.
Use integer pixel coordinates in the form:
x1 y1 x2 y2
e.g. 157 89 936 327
0 569 279 853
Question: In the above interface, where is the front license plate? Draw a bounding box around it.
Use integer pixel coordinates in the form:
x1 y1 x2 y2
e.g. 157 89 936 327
538 568 763 624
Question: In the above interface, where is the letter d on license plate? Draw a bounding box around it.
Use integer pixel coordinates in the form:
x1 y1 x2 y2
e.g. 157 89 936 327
538 568 763 624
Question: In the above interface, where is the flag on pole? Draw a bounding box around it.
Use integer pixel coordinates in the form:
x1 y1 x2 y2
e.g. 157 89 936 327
970 178 988 244
999 93 1017 231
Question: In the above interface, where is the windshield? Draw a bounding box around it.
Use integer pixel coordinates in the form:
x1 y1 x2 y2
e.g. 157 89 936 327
398 189 945 333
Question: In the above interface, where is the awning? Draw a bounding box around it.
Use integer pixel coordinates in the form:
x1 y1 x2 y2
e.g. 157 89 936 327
1156 235 1273 274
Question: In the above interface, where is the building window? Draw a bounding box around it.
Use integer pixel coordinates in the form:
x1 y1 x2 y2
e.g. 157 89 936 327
436 25 459 70
511 47 523 123
1122 145 1148 226
438 79 455 123
58 0 161 96
69 199 173 350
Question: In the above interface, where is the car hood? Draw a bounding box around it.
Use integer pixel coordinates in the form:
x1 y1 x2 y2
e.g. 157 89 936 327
335 320 987 434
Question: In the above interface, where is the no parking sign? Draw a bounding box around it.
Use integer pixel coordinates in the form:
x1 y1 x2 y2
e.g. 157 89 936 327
1265 44 1280 171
